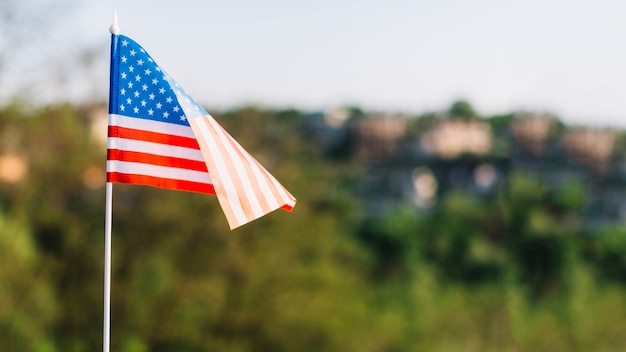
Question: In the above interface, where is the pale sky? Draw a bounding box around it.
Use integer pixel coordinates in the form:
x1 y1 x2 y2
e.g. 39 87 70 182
8 0 626 127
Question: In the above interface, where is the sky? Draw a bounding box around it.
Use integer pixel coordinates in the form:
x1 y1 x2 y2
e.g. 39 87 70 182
7 0 626 127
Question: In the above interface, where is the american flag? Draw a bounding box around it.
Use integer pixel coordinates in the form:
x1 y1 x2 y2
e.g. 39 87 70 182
107 34 296 229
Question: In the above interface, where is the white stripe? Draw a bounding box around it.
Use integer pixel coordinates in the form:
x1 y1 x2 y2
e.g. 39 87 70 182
209 117 265 218
109 114 195 138
107 160 212 184
230 135 285 211
242 153 280 211
108 137 204 162
251 158 294 208
264 163 296 207
190 118 248 226
226 132 294 208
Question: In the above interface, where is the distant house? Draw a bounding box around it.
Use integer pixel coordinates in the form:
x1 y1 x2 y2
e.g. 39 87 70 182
351 115 407 161
511 115 553 156
84 103 109 145
562 128 615 174
0 154 27 183
420 119 492 159
78 103 108 189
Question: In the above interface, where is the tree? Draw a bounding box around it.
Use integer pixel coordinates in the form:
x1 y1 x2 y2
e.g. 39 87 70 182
448 99 477 118
0 212 57 351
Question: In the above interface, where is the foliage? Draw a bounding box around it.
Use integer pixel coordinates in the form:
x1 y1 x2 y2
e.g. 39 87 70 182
448 99 477 118
0 212 56 352
1 102 626 351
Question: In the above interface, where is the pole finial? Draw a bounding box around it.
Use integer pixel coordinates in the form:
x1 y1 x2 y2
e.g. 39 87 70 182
110 10 120 34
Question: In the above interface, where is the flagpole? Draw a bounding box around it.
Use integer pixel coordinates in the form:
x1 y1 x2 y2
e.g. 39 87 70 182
104 10 120 352
103 182 113 352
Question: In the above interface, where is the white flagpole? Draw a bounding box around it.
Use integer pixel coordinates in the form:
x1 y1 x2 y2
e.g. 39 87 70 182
104 10 119 352
103 182 113 352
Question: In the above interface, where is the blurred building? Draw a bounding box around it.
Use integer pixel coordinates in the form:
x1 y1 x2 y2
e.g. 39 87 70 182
562 128 615 174
84 103 109 145
324 107 351 128
351 115 407 161
298 107 626 227
301 108 355 156
0 154 27 183
0 121 28 183
420 119 492 159
511 115 553 156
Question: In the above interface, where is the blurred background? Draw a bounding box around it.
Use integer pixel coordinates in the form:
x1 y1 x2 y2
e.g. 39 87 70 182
2 1 626 351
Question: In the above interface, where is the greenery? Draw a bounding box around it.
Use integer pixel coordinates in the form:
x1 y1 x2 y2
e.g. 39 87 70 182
1 101 626 351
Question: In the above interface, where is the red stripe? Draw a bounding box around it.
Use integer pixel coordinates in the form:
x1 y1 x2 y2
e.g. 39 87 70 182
107 149 208 172
107 172 216 195
280 204 294 212
108 126 200 149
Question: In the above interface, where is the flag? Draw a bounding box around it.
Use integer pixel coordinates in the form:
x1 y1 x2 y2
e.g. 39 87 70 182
107 34 296 229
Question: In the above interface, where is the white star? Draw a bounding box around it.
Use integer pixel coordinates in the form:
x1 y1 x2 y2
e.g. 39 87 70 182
151 78 158 85
134 91 140 97
149 93 155 100
119 104 125 111
141 100 147 107
127 82 133 88
121 72 127 79
140 48 145 53
126 97 132 104
180 115 186 121
159 88 165 94
166 97 173 103
120 88 126 95
122 40 129 46
142 84 148 91
121 56 127 63
163 112 169 118
155 66 161 72
129 49 136 56
148 109 154 116
156 103 162 109
144 69 151 75
148 57 153 62
173 106 180 112
137 59 144 66
128 66 134 72
133 107 139 114
135 75 141 82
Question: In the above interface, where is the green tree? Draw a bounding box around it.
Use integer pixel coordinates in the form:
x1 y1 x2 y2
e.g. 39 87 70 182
0 212 57 351
448 99 477 118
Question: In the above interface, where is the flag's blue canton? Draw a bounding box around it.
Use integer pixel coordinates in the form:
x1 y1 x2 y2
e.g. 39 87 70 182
111 35 207 126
